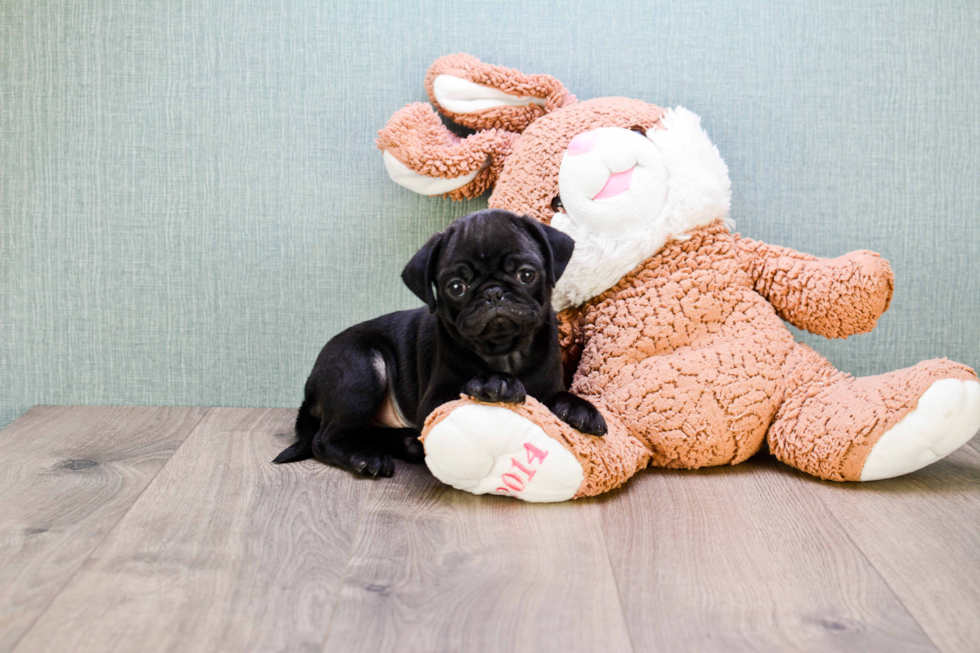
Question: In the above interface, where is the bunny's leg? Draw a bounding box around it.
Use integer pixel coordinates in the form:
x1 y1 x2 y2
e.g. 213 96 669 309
767 343 980 481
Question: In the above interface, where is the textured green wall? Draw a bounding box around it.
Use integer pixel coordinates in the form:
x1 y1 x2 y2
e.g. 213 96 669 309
2 0 979 428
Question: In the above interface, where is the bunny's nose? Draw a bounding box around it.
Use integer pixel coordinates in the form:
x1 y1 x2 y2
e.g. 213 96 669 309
566 131 598 156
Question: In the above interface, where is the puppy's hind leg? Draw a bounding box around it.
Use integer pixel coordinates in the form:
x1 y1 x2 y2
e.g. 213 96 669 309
312 424 397 477
271 397 318 464
307 346 397 477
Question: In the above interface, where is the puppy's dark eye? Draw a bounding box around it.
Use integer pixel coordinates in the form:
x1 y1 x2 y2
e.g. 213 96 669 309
447 280 467 297
550 195 563 212
630 125 647 135
518 268 537 284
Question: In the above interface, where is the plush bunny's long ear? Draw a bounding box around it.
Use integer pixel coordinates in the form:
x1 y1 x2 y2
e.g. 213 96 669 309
425 53 576 132
377 103 519 200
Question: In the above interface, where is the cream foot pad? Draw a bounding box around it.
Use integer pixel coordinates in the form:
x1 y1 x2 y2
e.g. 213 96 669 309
423 403 585 502
862 378 980 481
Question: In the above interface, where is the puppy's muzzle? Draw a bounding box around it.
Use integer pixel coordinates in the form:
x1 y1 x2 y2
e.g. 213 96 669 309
465 302 533 337
482 315 518 339
478 287 522 338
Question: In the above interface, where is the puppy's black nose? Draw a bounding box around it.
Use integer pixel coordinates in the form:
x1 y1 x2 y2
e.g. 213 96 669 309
483 286 504 305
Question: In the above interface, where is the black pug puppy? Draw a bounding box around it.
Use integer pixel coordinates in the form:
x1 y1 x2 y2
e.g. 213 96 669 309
273 209 606 477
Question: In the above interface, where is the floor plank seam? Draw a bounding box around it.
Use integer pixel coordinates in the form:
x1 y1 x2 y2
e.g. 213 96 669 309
317 480 377 653
805 477 943 653
596 506 638 653
7 407 213 653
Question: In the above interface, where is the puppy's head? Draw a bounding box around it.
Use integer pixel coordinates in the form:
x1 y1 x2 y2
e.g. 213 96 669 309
402 209 574 358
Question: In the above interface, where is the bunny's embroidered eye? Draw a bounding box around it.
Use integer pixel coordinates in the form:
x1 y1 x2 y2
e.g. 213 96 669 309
550 195 563 212
630 125 647 135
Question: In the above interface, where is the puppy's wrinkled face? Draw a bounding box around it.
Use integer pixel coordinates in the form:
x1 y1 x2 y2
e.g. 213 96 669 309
403 209 575 359
438 218 547 355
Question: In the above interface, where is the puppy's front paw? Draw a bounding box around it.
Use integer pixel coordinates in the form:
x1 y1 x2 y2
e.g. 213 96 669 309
464 374 527 404
545 392 607 436
349 449 396 477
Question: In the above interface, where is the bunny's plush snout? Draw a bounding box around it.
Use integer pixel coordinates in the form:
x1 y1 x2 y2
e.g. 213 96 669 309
556 127 670 237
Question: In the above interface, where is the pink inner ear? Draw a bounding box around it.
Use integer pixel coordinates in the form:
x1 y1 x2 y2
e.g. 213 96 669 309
566 132 598 156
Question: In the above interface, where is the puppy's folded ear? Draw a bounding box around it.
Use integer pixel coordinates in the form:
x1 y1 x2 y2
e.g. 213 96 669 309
518 216 575 286
402 232 445 313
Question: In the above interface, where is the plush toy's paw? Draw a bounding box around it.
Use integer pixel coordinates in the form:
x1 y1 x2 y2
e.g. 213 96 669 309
424 403 584 502
463 374 527 404
861 378 980 481
545 391 607 436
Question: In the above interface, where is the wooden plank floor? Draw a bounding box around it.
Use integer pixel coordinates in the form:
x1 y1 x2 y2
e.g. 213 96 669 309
0 406 209 652
1 407 978 653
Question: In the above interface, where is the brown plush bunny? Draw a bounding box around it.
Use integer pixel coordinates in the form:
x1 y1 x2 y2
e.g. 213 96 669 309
377 54 980 502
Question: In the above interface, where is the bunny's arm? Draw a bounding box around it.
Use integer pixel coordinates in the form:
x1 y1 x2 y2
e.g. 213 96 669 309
734 236 894 339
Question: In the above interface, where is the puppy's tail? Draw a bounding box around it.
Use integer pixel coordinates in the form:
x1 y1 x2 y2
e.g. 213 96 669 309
272 399 318 464
272 439 313 464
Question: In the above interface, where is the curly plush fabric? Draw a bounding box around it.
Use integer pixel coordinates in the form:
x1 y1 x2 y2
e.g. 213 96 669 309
488 98 668 222
769 346 976 480
425 53 577 132
375 103 519 200
734 237 895 339
558 222 975 479
380 54 980 497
